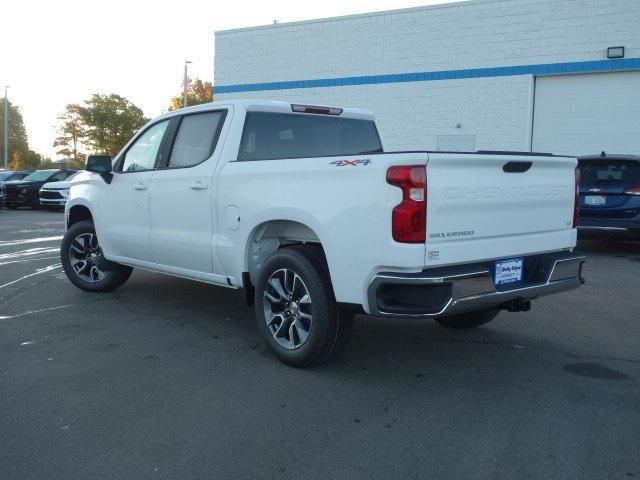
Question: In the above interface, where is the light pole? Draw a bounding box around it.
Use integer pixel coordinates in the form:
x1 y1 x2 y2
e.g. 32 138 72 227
183 61 192 108
3 86 8 169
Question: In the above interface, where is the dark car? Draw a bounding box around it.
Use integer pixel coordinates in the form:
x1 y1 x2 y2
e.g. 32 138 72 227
4 169 78 210
0 171 34 209
577 153 640 239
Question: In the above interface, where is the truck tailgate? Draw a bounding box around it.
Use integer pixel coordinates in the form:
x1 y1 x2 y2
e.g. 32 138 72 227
425 153 577 266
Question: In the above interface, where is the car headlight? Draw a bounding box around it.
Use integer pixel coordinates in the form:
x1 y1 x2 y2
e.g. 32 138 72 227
20 188 27 194
60 189 70 198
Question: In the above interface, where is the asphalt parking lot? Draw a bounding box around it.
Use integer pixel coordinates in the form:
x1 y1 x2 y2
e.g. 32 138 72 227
1 209 639 479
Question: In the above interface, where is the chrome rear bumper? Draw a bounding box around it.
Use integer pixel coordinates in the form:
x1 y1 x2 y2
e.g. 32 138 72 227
368 251 586 318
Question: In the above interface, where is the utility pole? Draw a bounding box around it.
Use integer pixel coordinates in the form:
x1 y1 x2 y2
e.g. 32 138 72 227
183 61 192 108
3 86 8 169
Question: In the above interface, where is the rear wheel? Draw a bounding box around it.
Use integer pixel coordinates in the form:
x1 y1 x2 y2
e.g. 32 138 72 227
435 308 500 329
61 220 133 292
254 245 353 367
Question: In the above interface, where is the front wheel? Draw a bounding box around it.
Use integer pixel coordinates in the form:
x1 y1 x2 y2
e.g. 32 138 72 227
61 220 133 292
254 245 353 367
435 308 500 329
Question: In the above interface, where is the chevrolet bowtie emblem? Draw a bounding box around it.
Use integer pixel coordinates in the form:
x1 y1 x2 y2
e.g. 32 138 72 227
589 188 602 193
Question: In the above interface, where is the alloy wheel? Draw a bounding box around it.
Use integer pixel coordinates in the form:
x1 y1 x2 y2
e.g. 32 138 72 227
263 268 313 350
68 233 106 283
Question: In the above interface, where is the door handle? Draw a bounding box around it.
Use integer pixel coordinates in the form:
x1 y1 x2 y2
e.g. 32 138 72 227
133 183 148 191
190 181 208 191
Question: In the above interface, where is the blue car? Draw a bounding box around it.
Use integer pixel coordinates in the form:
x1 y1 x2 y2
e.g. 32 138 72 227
578 154 640 239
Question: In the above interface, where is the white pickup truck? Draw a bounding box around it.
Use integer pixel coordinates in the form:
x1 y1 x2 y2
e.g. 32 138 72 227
62 99 585 367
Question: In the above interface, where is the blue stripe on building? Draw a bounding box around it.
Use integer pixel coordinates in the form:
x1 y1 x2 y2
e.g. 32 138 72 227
214 57 640 94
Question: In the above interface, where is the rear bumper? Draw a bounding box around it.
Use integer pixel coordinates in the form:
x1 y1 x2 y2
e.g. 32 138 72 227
367 250 586 318
578 218 640 238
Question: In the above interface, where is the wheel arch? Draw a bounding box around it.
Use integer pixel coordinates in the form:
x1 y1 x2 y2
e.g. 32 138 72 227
244 219 325 288
66 203 94 229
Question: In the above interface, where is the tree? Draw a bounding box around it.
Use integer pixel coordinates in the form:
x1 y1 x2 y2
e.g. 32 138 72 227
169 78 214 111
9 149 42 170
0 97 35 168
53 104 87 168
79 94 148 158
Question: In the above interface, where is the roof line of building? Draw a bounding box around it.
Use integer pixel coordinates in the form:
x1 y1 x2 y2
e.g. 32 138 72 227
214 57 640 94
214 0 491 36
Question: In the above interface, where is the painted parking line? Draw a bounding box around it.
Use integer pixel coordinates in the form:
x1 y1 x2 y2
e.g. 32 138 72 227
0 304 73 320
0 255 59 267
0 264 62 290
0 247 59 263
0 236 63 248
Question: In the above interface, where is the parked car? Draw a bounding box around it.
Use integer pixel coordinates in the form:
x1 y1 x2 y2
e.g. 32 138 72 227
61 100 585 367
0 170 34 182
577 153 640 239
39 171 82 211
4 169 77 209
0 171 34 209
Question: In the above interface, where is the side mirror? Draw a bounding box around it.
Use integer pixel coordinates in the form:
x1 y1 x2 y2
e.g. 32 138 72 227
85 155 113 184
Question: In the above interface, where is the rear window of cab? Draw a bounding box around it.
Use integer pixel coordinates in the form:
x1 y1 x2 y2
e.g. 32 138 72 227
579 161 640 185
238 112 382 161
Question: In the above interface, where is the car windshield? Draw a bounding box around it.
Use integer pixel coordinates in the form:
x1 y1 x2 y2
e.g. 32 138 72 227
65 171 81 181
0 171 17 181
579 161 640 185
21 170 57 182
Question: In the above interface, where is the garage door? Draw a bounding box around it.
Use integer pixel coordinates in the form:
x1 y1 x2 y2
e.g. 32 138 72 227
532 71 640 157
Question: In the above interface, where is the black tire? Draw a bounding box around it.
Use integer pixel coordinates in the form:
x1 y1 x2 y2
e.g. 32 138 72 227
61 220 133 292
7 204 17 210
254 244 354 367
435 308 500 329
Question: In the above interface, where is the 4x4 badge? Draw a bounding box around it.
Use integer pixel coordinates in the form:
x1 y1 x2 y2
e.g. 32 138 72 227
330 159 371 167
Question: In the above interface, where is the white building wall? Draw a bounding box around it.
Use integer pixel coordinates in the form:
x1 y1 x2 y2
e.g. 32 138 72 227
214 0 640 151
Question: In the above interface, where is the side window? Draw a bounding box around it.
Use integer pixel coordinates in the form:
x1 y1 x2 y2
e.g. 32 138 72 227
121 120 169 172
168 111 226 168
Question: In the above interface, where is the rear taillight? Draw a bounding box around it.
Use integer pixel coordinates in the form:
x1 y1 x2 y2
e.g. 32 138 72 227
573 166 580 228
623 186 640 196
387 165 426 243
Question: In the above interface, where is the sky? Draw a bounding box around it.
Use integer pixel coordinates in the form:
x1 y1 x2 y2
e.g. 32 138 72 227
2 0 453 159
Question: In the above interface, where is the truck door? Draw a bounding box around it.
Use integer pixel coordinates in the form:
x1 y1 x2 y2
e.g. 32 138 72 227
100 120 170 262
148 109 228 275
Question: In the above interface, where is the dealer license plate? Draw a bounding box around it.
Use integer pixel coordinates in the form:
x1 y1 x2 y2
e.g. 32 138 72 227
494 258 524 286
585 195 606 206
